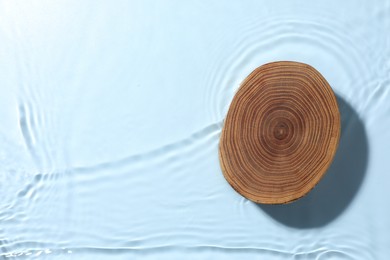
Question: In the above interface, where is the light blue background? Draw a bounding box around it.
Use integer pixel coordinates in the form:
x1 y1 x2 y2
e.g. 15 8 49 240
0 0 389 259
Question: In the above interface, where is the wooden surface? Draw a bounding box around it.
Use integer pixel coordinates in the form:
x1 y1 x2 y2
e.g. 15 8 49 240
219 61 340 204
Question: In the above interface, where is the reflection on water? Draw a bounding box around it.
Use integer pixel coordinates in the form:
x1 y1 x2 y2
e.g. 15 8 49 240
0 0 389 259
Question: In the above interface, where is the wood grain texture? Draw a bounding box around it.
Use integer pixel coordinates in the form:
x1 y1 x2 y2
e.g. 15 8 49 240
219 61 340 204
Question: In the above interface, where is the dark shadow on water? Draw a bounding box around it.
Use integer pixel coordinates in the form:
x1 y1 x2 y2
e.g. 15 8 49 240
258 94 368 228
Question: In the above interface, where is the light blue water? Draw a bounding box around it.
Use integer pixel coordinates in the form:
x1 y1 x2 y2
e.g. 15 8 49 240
0 0 389 259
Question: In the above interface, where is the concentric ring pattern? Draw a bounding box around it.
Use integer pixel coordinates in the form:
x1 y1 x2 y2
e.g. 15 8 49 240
219 61 340 204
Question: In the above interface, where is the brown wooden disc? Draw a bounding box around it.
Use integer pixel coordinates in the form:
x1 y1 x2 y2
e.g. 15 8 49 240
219 61 340 204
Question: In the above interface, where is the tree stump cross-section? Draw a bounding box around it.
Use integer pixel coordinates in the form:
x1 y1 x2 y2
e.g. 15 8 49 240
219 61 340 204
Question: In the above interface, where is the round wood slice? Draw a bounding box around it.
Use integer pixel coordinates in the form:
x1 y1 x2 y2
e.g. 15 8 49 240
219 61 340 204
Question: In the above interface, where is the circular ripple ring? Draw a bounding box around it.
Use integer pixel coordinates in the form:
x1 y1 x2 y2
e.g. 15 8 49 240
219 61 340 204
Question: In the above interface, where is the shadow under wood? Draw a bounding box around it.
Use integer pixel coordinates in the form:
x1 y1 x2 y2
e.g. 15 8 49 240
258 94 368 228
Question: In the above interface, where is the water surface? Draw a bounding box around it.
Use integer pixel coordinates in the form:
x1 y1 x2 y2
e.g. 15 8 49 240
0 0 389 259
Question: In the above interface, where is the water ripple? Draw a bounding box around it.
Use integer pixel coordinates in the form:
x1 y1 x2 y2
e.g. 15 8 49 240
202 14 376 121
71 120 222 175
